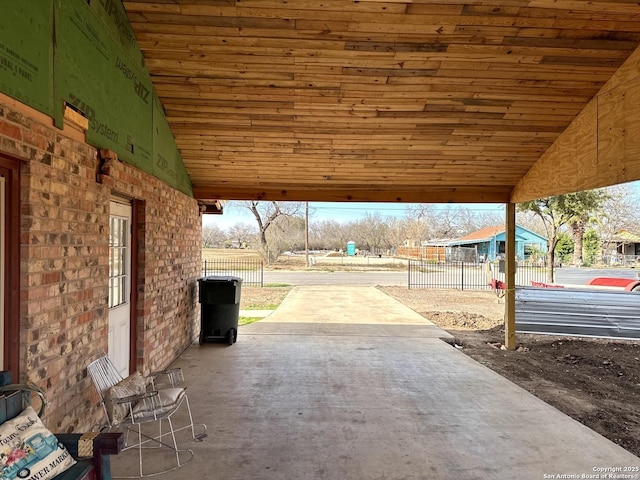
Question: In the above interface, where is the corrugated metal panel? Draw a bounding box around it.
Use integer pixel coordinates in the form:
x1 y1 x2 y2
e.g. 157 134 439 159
515 287 640 340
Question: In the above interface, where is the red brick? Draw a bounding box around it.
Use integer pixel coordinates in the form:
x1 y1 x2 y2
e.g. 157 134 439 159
23 130 46 150
0 119 23 140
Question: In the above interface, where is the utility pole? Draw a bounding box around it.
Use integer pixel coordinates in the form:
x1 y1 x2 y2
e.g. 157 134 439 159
305 201 310 267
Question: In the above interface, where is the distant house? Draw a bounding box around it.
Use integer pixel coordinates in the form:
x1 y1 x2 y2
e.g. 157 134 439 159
448 225 547 261
608 230 640 258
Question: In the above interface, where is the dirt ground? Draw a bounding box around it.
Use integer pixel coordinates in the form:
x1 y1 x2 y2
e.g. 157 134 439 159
242 285 640 458
241 286 293 310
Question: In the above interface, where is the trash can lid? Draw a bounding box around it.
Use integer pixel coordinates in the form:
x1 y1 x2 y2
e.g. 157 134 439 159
199 275 243 283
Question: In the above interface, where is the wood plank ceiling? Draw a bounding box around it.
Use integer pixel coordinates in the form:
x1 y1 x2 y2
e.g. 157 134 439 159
123 0 640 203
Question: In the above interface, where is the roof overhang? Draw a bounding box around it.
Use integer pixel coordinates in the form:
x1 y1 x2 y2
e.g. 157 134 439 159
124 1 640 204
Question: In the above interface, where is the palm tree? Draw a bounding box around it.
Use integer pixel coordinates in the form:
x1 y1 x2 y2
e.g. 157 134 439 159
568 191 610 266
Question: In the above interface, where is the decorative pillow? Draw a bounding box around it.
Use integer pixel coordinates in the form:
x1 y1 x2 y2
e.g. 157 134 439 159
132 387 186 420
104 372 147 425
0 406 76 480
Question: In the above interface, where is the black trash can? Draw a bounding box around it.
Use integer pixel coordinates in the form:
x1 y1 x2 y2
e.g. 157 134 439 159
198 276 243 345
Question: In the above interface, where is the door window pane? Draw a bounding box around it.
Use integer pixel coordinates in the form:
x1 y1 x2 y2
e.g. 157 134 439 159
109 215 128 308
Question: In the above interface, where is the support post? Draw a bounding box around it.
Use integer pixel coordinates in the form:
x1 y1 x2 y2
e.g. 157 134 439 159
505 203 517 350
305 201 310 267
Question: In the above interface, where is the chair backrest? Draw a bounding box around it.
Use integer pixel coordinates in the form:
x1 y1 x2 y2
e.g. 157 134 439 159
87 354 124 403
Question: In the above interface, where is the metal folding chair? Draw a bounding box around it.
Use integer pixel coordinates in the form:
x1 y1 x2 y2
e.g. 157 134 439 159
87 354 206 478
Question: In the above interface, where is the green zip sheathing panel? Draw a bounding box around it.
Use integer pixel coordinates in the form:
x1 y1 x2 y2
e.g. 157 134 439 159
0 1 54 116
0 0 192 196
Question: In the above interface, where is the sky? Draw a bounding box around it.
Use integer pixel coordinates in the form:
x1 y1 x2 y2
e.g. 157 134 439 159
202 180 640 230
202 201 507 230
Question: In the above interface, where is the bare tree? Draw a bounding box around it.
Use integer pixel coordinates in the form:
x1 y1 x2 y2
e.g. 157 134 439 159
310 219 350 251
266 215 305 254
407 204 443 238
350 212 389 254
227 222 256 249
455 208 482 236
404 217 429 245
597 183 640 255
407 205 471 239
515 210 546 237
236 201 304 263
307 222 326 250
385 217 409 255
474 210 505 232
202 224 226 247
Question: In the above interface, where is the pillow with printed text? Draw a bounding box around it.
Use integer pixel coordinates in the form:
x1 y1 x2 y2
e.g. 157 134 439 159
0 406 76 480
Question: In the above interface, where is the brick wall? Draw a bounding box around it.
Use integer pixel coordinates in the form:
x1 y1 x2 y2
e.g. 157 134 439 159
0 99 202 432
98 152 202 374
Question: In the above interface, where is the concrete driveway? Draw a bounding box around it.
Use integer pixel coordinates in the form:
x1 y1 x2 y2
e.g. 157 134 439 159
111 286 639 479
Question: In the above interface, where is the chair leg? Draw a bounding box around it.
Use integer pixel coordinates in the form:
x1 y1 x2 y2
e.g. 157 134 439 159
182 394 207 440
113 416 199 478
157 417 164 448
166 417 181 467
137 425 144 477
183 395 196 439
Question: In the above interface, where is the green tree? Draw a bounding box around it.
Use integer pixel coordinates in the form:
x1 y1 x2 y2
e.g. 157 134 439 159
554 232 574 265
518 190 607 282
582 229 601 267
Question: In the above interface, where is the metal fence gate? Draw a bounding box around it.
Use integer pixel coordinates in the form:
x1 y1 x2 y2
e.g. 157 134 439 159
202 258 264 286
408 260 547 290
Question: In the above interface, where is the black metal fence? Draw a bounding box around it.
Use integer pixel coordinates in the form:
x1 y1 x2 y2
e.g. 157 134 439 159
408 260 547 290
202 258 264 286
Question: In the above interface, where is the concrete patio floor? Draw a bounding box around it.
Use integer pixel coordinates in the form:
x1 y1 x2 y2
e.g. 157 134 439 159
110 286 639 479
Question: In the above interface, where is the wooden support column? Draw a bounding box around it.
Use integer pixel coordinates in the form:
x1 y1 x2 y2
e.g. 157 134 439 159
505 203 517 351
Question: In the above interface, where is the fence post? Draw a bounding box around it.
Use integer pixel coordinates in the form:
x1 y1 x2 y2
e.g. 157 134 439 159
407 260 412 289
461 261 464 291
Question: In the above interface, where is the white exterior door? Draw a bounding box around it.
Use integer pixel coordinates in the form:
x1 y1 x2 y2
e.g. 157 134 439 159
108 201 132 377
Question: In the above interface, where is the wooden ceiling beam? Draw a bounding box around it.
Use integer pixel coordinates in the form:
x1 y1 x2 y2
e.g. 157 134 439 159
192 186 511 203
